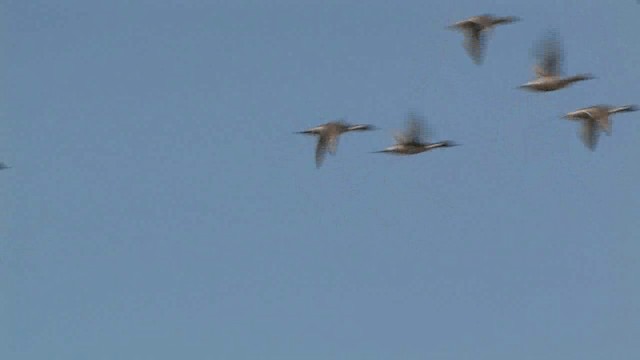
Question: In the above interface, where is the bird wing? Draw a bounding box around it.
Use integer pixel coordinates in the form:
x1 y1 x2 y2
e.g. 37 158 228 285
534 64 549 78
394 132 409 145
464 28 485 64
580 120 599 150
315 134 329 168
405 115 427 144
534 31 563 77
327 134 340 155
596 115 611 135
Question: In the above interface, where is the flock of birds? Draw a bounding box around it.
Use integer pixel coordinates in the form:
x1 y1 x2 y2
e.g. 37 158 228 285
0 14 635 171
297 14 637 168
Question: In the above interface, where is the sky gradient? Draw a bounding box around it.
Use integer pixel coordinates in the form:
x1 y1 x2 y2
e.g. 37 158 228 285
2 1 639 359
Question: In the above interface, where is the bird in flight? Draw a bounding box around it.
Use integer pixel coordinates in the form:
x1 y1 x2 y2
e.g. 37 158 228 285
296 120 375 168
519 31 593 92
373 114 459 155
448 14 520 65
563 105 637 150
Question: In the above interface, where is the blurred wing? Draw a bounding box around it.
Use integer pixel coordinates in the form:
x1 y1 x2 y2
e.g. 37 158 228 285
596 115 611 135
405 114 426 144
464 28 485 64
535 31 563 76
580 120 599 151
315 134 329 167
328 135 339 155
534 64 548 78
394 132 409 145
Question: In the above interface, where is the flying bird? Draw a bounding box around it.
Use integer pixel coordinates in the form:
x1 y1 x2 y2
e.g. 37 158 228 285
563 105 638 150
373 114 458 155
0 163 10 170
519 31 593 91
448 14 520 65
296 121 375 168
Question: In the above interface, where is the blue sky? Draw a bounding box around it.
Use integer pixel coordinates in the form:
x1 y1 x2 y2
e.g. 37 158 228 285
2 1 639 359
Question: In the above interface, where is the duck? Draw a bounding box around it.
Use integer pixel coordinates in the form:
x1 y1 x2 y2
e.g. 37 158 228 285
296 120 375 168
519 31 593 92
373 114 459 155
0 163 10 170
448 14 520 65
563 105 637 150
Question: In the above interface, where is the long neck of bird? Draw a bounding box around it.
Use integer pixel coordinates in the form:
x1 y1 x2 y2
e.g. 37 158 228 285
609 105 636 115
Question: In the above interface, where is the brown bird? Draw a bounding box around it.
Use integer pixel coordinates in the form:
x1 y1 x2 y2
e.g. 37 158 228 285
297 121 375 168
448 14 520 64
520 32 593 92
373 114 459 155
563 105 638 150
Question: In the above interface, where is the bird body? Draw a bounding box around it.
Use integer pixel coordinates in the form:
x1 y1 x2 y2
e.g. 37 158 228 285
375 141 455 155
520 74 593 92
449 14 520 64
374 115 458 155
563 105 637 150
520 32 593 92
297 121 375 167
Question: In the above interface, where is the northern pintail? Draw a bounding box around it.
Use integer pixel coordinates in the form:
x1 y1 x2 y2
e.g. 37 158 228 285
297 121 375 168
448 14 520 65
563 105 638 150
373 114 458 155
519 32 593 92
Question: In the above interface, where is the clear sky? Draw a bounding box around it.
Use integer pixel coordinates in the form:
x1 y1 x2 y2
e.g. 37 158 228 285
2 1 639 359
